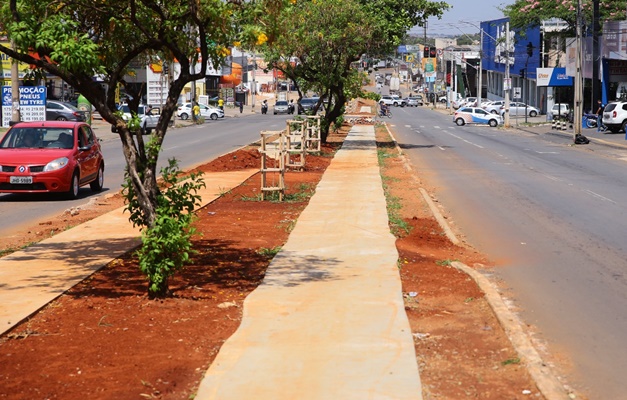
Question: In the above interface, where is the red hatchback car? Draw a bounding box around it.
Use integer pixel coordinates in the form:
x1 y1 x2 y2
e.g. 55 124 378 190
0 121 104 199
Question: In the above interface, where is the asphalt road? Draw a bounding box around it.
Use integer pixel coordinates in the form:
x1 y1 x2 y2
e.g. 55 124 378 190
0 111 291 238
389 104 627 399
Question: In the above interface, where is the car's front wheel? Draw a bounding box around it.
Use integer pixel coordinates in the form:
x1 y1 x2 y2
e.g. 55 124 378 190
90 164 104 192
489 119 498 127
180 113 189 120
455 118 465 126
530 110 538 117
66 171 80 200
210 113 218 120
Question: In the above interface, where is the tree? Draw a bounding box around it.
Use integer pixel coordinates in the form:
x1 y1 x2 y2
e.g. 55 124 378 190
0 0 261 296
255 0 449 142
504 0 626 32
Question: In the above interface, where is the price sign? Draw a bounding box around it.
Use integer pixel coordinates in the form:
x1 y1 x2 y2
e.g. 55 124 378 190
513 87 522 99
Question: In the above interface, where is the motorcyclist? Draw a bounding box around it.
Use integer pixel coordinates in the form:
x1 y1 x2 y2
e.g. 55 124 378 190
288 99 295 114
379 102 389 117
261 100 268 115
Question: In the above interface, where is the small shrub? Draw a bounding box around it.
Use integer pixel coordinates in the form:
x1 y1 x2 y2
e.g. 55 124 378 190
123 158 205 297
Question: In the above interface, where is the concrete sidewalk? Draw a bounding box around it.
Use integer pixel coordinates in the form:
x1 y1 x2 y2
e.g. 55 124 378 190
195 125 422 400
0 122 423 399
0 169 257 334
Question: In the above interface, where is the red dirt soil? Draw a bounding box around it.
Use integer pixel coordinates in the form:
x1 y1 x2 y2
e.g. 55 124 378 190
0 104 548 399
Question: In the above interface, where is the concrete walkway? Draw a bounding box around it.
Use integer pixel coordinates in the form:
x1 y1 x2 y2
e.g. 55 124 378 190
0 169 257 333
195 125 422 399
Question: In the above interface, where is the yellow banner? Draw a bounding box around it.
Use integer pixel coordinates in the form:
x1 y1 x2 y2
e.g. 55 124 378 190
0 44 30 79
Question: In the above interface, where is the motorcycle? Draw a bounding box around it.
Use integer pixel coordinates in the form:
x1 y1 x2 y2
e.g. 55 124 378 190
261 102 268 115
584 113 598 128
583 113 606 131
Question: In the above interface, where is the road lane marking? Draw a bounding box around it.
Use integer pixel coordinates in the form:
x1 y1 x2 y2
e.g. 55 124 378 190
445 132 484 148
584 189 616 204
542 174 561 182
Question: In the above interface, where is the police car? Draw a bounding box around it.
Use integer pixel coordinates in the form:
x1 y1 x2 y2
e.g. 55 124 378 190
453 106 503 127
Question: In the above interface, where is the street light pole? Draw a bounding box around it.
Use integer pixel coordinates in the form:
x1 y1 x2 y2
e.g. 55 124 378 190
477 29 483 108
504 21 511 128
574 0 583 135
10 39 20 125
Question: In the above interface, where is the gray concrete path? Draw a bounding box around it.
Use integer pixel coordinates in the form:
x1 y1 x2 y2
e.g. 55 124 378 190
0 169 257 334
195 125 422 400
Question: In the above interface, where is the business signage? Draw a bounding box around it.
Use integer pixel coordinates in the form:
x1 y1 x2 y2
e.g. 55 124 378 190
481 18 541 79
536 68 573 87
2 86 47 127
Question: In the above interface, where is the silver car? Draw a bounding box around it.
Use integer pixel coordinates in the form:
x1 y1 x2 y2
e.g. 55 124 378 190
404 96 424 107
273 100 290 115
46 100 86 122
501 102 539 117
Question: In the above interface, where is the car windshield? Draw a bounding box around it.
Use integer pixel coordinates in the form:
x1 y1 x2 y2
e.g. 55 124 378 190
119 105 146 115
276 101 288 106
0 127 74 149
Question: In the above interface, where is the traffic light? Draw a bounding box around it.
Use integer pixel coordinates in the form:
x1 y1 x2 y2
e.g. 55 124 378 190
429 47 437 58
423 46 430 58
520 68 526 79
527 42 533 57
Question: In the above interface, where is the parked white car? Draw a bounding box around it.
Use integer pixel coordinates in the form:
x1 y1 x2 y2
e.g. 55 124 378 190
483 100 506 114
379 95 406 107
111 104 173 134
602 101 627 133
551 103 570 118
177 103 224 120
453 97 477 109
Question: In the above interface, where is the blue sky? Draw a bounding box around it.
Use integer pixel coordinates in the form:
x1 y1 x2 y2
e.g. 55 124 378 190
409 0 512 36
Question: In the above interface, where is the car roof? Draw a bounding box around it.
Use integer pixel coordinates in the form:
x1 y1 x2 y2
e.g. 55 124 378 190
10 121 84 129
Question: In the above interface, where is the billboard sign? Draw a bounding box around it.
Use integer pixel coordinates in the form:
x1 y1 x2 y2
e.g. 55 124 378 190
536 68 573 87
2 86 47 127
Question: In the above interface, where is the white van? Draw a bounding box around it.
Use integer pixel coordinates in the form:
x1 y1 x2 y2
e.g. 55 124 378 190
551 103 570 117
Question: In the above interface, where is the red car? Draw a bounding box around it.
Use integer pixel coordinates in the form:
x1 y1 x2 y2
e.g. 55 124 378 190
0 121 104 199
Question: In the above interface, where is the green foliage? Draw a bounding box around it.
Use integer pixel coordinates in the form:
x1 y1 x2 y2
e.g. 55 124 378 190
504 0 627 31
122 158 206 297
257 246 282 257
501 357 521 366
436 259 459 266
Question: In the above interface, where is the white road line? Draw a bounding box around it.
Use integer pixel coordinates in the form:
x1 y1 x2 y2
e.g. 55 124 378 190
584 189 616 204
446 132 484 148
542 174 561 182
438 146 446 151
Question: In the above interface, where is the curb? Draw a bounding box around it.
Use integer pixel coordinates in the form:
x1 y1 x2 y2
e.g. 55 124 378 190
380 120 574 400
450 262 572 400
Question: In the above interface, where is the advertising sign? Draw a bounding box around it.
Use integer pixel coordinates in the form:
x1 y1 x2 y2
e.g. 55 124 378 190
2 86 47 127
536 68 573 87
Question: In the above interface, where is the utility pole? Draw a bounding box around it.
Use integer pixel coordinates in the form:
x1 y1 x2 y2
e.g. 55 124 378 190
574 0 584 134
504 21 511 128
592 0 601 105
251 53 256 111
477 29 483 108
10 39 20 125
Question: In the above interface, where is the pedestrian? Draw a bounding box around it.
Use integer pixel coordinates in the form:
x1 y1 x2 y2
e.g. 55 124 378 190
596 99 605 132
218 98 224 111
239 101 243 113
192 102 200 122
